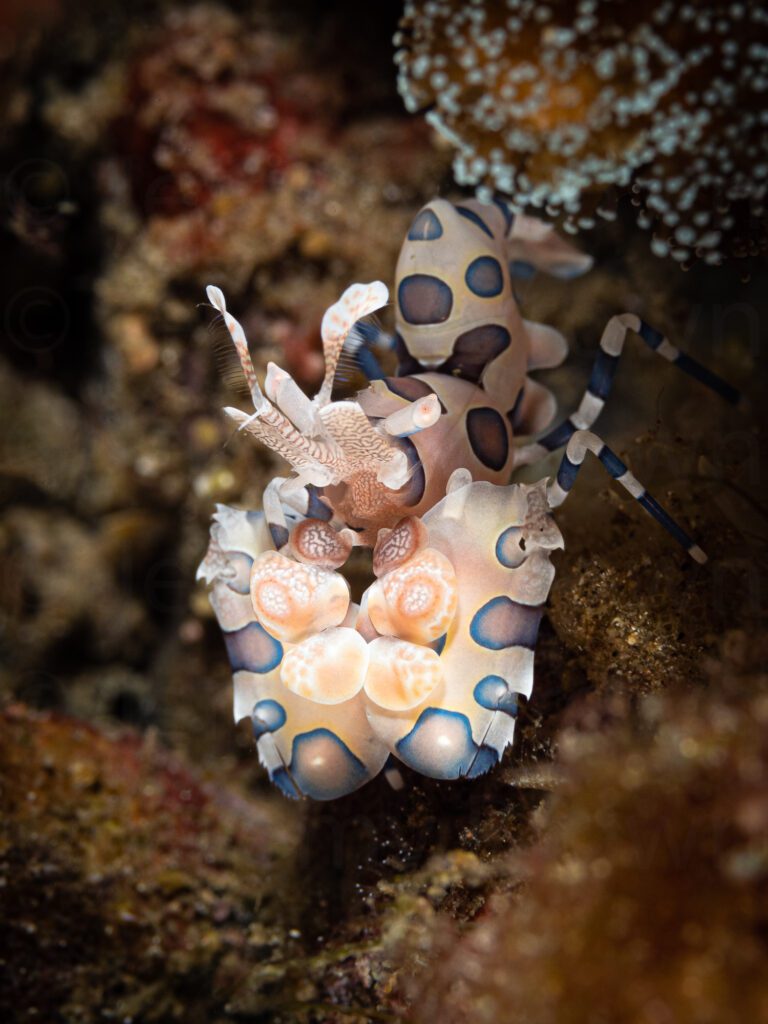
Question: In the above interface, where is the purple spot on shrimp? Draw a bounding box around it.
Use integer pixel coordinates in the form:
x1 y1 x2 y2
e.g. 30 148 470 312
289 728 370 800
473 676 519 716
396 708 476 779
251 699 286 737
223 621 283 673
407 208 443 241
398 274 453 325
440 323 510 381
470 596 543 651
466 407 509 471
465 256 503 298
495 526 526 568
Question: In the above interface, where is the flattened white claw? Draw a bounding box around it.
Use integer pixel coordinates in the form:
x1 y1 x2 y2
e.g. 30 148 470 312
280 627 369 705
363 636 443 711
250 550 350 643
367 547 458 644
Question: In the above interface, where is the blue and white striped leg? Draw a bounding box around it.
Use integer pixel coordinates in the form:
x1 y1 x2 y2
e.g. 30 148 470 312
547 429 707 563
517 313 743 465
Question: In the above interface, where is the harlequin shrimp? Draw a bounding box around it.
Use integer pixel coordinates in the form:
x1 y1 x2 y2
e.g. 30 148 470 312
197 198 742 800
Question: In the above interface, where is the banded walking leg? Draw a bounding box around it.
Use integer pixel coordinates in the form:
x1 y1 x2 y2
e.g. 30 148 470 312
547 429 707 563
516 313 743 465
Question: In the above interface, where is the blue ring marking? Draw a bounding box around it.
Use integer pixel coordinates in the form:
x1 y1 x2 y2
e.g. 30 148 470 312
673 352 741 405
269 523 289 550
288 728 370 800
470 596 544 651
465 745 500 779
556 453 580 492
637 491 696 551
454 323 510 360
223 621 283 673
465 256 504 298
466 407 509 472
224 551 253 595
473 675 519 716
495 526 526 568
493 197 514 232
541 418 577 451
455 205 495 239
440 323 511 382
598 446 628 479
251 698 287 738
509 259 536 280
407 208 444 240
270 767 301 800
638 320 664 349
398 274 454 325
306 485 332 522
587 350 620 400
396 708 479 779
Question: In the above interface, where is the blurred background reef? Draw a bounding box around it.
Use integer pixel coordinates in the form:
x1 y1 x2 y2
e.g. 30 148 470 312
0 2 766 1022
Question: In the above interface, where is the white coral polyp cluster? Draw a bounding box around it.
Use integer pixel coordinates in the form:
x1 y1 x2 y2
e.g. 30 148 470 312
396 0 768 264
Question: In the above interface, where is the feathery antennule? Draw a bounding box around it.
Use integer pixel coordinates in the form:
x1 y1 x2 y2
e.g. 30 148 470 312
208 282 414 493
206 285 271 414
206 284 337 478
341 314 391 383
204 303 252 396
334 347 365 389
317 281 389 406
